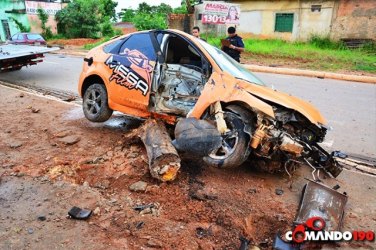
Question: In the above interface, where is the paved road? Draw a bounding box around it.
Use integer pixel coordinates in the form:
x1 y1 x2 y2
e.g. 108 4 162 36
1 54 375 157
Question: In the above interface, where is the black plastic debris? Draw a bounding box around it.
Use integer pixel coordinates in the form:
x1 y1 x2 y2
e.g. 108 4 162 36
275 188 284 195
134 204 155 212
68 206 92 220
196 227 212 239
239 236 251 250
333 184 340 190
37 215 46 221
273 233 300 250
173 118 222 156
135 221 144 229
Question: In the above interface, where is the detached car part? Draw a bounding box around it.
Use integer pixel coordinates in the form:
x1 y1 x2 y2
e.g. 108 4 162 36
296 179 348 232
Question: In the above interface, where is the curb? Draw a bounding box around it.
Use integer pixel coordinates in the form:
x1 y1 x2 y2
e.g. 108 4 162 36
243 64 376 84
50 50 87 57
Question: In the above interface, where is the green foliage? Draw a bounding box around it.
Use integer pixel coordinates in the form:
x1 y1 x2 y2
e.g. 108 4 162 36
101 17 115 37
120 9 135 22
361 41 376 55
10 17 30 32
119 1 199 30
131 2 171 30
37 8 53 39
99 0 118 21
133 13 167 30
308 34 346 50
206 36 376 73
55 0 117 38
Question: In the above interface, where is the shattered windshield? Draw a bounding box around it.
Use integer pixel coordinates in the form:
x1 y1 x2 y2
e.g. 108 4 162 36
197 39 265 86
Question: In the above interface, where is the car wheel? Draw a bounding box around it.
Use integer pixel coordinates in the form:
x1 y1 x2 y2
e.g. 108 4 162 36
203 112 251 168
83 83 113 122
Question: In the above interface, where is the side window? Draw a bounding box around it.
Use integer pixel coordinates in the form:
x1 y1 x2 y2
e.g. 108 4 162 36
103 38 125 54
118 33 156 60
18 34 24 40
11 34 18 40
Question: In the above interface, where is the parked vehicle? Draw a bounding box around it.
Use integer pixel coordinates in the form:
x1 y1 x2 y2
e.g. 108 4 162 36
78 29 342 177
8 33 47 46
0 44 58 71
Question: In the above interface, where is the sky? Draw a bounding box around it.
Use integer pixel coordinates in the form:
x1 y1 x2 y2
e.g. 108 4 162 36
115 0 182 12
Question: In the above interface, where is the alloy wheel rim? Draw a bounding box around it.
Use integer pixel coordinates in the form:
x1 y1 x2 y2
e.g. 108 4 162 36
85 89 102 115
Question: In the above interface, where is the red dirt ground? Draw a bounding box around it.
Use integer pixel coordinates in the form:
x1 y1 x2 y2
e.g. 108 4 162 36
1 85 374 249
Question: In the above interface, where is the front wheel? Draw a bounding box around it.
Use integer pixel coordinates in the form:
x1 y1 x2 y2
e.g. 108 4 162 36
83 83 113 122
203 112 251 168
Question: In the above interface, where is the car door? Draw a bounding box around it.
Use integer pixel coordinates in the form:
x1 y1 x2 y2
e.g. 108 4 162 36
104 33 156 111
17 34 26 44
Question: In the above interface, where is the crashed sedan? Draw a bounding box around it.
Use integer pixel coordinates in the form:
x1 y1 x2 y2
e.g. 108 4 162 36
78 29 342 178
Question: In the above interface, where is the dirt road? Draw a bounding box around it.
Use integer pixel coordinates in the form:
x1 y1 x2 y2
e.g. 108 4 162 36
0 85 375 249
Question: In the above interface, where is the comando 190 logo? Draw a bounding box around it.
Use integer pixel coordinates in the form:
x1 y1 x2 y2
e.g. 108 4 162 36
285 217 375 243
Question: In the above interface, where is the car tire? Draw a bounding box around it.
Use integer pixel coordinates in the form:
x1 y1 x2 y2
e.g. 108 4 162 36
83 83 113 122
203 112 251 168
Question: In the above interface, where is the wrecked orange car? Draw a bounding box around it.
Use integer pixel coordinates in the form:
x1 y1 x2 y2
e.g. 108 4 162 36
78 29 342 177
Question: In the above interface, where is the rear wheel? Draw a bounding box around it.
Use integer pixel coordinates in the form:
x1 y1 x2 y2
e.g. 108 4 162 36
203 112 251 168
83 83 113 122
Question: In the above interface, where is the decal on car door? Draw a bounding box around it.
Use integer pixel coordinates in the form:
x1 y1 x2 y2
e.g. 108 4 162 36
105 49 153 96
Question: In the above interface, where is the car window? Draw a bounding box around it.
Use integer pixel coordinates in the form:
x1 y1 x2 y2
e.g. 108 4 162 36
11 34 18 40
18 34 24 40
27 34 43 40
197 39 265 86
118 33 156 60
103 38 125 54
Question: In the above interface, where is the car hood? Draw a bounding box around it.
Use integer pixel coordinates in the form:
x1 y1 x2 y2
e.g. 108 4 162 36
237 80 326 125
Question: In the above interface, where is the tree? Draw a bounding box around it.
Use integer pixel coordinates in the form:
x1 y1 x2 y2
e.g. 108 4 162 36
99 0 118 21
55 0 117 38
119 9 135 22
138 2 153 14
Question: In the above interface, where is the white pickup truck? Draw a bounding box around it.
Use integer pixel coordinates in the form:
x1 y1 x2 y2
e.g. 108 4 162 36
0 44 59 72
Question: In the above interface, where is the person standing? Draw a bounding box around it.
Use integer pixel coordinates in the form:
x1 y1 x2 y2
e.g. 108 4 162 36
192 26 206 41
221 27 244 62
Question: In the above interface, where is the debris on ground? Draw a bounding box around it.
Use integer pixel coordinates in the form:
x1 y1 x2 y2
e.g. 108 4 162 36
275 188 284 196
0 86 374 249
58 135 81 145
239 236 251 250
132 119 181 182
129 181 148 192
296 180 348 232
67 206 92 220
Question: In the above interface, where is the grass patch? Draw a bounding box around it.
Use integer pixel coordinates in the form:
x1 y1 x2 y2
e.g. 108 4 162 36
206 35 376 74
83 37 112 50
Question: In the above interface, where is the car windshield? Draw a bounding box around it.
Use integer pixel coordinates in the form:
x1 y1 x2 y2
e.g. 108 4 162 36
26 34 43 40
197 39 265 86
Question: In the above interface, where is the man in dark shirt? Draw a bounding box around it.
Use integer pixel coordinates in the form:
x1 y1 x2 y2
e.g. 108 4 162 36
221 27 244 62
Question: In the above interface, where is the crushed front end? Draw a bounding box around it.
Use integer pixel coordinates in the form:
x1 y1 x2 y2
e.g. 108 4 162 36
249 107 343 178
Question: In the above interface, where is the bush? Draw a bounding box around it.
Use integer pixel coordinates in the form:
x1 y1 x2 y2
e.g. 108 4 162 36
55 0 117 38
133 13 167 30
101 17 115 37
308 34 346 50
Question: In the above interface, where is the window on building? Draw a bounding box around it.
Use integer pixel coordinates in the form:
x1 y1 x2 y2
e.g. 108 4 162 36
275 13 294 33
311 5 322 12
